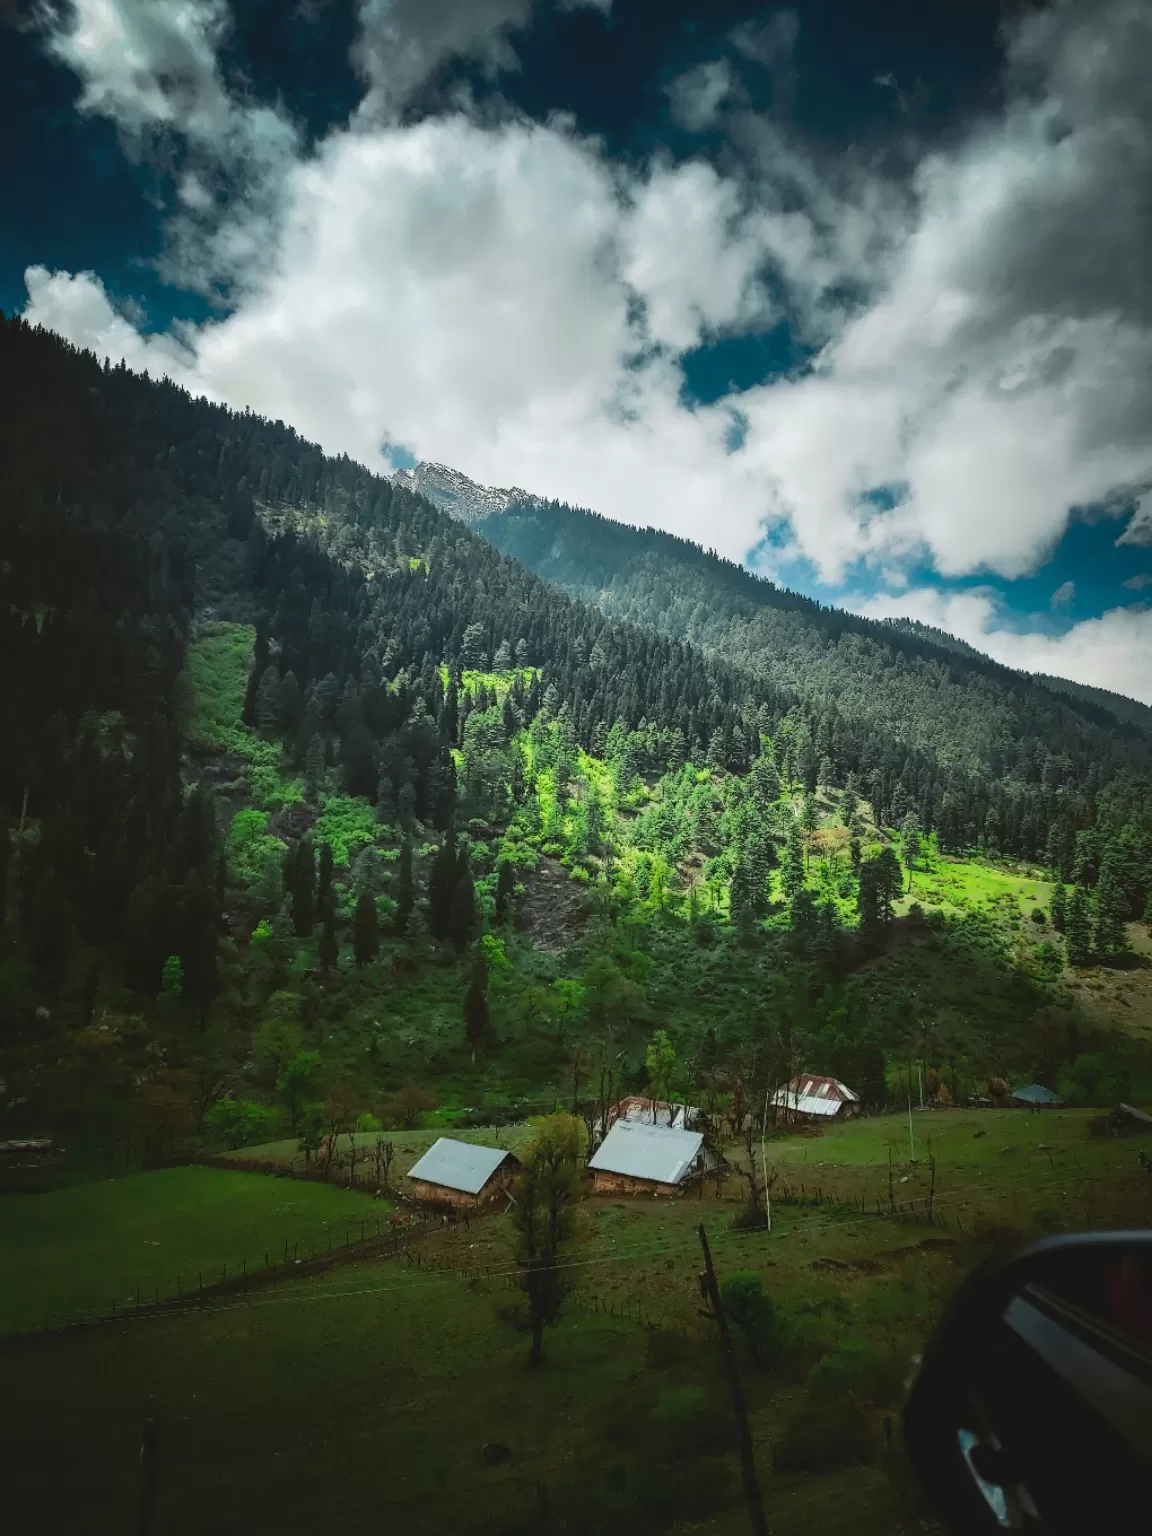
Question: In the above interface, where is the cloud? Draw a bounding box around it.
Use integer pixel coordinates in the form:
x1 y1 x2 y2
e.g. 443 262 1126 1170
1051 579 1076 607
23 0 1152 699
849 587 1152 706
37 0 299 296
1123 572 1152 591
666 60 738 133
1117 490 1152 547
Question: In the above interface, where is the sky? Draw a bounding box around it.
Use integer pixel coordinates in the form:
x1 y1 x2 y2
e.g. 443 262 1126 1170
3 0 1151 703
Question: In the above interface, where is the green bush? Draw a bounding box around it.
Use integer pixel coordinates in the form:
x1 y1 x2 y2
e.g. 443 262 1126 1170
774 1396 877 1473
204 1098 280 1150
806 1339 905 1406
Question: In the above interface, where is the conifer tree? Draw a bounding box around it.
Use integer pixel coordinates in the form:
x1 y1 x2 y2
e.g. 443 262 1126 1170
318 903 339 972
394 838 415 935
450 857 477 952
1094 857 1130 961
495 860 516 924
1050 881 1067 933
463 946 490 1053
427 826 457 940
304 733 326 802
1066 884 1093 966
353 891 380 967
782 820 805 902
316 842 334 913
287 837 315 937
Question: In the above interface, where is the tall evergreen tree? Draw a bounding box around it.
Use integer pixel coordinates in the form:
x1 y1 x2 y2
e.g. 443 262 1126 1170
318 900 339 972
304 733 326 802
495 860 516 924
316 842 334 914
1066 884 1093 966
427 825 457 940
463 946 490 1053
287 837 315 937
1050 881 1067 933
782 820 805 902
394 838 415 936
449 857 477 952
352 891 380 967
1094 856 1130 961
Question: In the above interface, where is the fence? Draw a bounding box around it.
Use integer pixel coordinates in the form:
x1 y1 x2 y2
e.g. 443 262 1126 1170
1 1205 478 1346
773 1179 959 1233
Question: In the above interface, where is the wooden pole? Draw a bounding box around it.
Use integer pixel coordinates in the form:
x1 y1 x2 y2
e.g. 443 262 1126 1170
697 1225 767 1536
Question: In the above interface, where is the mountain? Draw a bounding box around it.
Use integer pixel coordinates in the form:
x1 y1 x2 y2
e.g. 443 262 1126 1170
391 461 534 523
3 310 1152 1236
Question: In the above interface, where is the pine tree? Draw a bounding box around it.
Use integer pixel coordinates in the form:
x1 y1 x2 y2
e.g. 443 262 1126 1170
450 859 477 952
1094 856 1130 961
495 860 516 924
427 826 457 940
782 820 805 902
1066 884 1093 966
463 946 490 1053
394 838 415 935
287 837 315 937
900 811 923 874
1050 881 1067 933
317 842 334 913
1145 889 1152 935
353 891 380 967
304 733 326 802
318 902 339 971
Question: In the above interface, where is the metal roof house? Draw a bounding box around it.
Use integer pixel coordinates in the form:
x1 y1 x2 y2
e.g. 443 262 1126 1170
770 1075 861 1122
602 1096 701 1132
587 1120 714 1196
406 1138 519 1208
1010 1084 1063 1109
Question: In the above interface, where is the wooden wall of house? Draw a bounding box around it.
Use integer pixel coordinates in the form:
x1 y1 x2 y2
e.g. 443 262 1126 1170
589 1170 684 1198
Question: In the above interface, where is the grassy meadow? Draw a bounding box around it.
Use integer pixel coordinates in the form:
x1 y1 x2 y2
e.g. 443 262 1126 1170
0 1167 386 1334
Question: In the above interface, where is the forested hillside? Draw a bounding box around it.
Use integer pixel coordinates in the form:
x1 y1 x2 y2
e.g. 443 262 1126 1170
2 312 1151 1173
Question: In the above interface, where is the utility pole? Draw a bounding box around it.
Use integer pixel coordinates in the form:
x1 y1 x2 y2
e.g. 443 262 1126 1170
907 1097 916 1163
698 1225 768 1536
761 1089 771 1232
134 1401 160 1536
918 1064 924 1110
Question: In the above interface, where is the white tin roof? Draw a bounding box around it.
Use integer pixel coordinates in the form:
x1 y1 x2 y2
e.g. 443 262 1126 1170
588 1120 704 1186
407 1138 514 1195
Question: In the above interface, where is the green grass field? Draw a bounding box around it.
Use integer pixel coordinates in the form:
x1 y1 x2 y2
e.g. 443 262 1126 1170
895 853 1052 918
0 1167 386 1334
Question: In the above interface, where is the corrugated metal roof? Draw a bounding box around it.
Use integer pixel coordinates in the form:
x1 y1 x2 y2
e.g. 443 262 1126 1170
588 1121 704 1186
608 1097 701 1130
1010 1084 1063 1105
406 1138 514 1194
769 1089 844 1117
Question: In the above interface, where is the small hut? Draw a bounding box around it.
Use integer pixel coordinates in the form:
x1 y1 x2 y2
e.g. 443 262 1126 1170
587 1120 715 1196
1010 1084 1063 1110
406 1138 519 1209
770 1075 860 1124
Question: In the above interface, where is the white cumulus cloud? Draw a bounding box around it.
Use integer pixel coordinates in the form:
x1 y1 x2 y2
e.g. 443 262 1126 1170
22 0 1152 704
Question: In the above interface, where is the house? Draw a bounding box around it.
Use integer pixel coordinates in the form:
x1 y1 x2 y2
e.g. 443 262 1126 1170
603 1096 701 1132
406 1137 520 1208
770 1075 860 1123
1010 1084 1063 1110
587 1119 716 1196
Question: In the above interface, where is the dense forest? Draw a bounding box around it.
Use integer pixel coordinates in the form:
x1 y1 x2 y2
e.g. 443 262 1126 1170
2 312 1151 1164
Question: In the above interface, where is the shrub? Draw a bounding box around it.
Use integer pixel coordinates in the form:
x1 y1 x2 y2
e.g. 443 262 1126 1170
806 1340 905 1406
774 1396 877 1473
1030 907 1047 926
204 1098 280 1150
